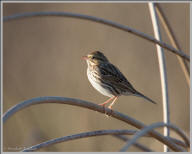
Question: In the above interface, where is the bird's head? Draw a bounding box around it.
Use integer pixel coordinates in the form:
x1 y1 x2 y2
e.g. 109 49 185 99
83 51 109 65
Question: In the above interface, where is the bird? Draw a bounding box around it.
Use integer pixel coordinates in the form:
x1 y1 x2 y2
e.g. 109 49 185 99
83 51 156 109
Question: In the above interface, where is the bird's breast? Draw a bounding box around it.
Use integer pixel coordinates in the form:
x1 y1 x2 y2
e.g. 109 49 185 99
87 68 114 97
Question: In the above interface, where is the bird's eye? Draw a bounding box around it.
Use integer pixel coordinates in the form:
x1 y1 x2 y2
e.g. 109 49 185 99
92 56 95 59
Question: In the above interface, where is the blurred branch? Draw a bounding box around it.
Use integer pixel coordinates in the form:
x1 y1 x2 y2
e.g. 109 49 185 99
3 96 189 151
113 135 153 152
22 129 188 152
114 135 188 150
22 129 147 152
148 3 170 152
120 122 189 152
155 4 190 86
168 137 189 149
3 11 189 61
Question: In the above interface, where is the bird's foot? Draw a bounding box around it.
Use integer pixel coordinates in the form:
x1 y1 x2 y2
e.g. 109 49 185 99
108 105 112 110
107 106 113 116
98 104 110 117
99 104 107 114
99 104 113 117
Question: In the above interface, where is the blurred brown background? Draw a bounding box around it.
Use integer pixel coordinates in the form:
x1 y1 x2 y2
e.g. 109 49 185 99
3 3 189 152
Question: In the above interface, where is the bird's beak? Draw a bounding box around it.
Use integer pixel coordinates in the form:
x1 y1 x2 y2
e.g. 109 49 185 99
82 56 88 60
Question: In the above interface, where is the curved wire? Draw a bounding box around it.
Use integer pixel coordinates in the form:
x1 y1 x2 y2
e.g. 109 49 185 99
22 129 146 152
120 122 189 152
3 96 188 151
148 3 170 152
3 11 189 61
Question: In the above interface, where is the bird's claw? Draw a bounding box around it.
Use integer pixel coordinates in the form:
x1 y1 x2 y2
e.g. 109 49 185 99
99 104 113 117
99 104 106 114
107 106 113 116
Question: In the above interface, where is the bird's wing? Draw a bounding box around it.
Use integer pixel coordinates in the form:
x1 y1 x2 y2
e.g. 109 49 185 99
98 62 137 94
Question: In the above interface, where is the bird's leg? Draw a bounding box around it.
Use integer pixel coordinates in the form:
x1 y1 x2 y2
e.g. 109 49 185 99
108 96 118 109
99 96 116 106
99 96 116 116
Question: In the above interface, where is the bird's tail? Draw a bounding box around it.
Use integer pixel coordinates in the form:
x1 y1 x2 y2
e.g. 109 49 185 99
135 91 157 104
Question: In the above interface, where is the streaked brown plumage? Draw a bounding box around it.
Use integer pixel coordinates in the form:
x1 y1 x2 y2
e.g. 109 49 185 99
83 51 156 109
